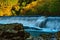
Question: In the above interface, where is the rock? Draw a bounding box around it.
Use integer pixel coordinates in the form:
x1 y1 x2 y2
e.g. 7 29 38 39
0 23 30 40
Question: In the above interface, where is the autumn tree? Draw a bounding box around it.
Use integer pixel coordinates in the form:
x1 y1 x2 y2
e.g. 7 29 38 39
0 0 60 16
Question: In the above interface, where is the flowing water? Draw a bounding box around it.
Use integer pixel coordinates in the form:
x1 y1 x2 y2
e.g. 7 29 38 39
0 16 60 40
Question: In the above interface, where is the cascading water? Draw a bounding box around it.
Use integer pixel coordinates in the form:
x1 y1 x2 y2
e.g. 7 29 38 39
0 16 60 37
46 17 60 31
35 16 47 28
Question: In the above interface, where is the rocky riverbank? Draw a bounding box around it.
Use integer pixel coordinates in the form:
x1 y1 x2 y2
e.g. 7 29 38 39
0 23 60 40
0 23 30 40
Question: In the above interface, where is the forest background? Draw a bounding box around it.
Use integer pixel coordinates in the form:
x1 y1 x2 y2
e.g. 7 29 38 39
0 0 60 16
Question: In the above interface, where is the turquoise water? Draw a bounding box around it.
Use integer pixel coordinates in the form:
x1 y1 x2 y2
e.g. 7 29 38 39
0 16 60 37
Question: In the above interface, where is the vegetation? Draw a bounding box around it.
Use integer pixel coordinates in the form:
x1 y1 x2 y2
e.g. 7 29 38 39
0 0 60 16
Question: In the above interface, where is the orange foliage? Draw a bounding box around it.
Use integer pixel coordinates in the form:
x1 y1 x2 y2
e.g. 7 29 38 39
0 0 19 16
21 0 45 14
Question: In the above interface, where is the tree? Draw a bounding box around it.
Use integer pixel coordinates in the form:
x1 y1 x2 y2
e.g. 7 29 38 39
0 0 60 16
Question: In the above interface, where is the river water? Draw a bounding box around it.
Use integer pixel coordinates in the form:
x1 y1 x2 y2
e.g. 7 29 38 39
0 16 60 38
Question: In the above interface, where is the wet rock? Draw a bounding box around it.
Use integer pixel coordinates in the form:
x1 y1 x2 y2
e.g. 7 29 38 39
0 23 30 40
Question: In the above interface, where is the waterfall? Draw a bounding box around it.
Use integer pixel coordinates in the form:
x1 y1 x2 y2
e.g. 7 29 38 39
46 17 60 31
35 16 47 28
0 16 60 37
0 16 60 32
